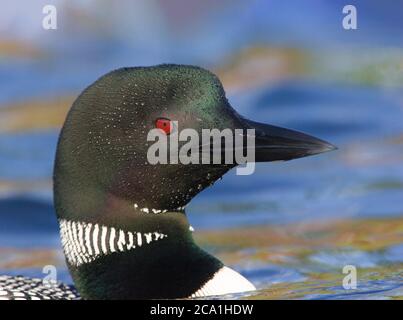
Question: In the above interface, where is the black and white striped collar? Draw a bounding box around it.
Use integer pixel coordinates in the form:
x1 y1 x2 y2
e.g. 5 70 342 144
59 219 167 267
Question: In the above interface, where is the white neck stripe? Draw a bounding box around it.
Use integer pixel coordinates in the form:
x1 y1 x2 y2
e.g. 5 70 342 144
93 224 100 255
133 203 186 214
59 219 168 267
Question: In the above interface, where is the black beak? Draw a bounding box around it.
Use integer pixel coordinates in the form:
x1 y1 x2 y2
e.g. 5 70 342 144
242 118 337 162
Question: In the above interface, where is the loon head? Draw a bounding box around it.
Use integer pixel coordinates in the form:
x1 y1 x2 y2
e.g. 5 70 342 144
54 64 335 299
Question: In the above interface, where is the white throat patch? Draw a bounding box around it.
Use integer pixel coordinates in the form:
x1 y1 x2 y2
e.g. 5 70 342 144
190 266 256 298
59 219 167 267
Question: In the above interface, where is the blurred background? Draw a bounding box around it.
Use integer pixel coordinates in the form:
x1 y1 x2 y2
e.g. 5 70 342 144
0 0 402 299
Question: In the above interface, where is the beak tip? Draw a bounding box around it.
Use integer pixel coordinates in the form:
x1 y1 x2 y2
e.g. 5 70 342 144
314 142 338 155
242 118 338 161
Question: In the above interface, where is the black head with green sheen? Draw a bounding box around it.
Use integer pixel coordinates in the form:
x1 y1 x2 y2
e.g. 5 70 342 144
53 64 335 299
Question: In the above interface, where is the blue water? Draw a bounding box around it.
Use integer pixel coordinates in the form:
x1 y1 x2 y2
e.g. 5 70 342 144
1 0 402 299
0 79 402 299
1 81 402 235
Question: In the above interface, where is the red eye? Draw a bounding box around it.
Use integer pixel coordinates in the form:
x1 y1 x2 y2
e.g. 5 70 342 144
155 118 173 135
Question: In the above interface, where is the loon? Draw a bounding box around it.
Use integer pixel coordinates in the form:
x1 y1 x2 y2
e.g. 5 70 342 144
0 64 335 300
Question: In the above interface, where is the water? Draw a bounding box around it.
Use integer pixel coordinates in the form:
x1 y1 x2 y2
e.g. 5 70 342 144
0 77 402 299
0 0 402 299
